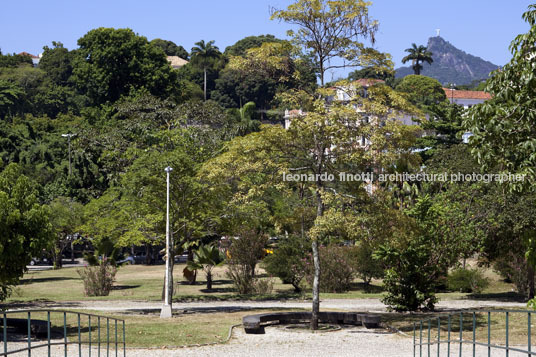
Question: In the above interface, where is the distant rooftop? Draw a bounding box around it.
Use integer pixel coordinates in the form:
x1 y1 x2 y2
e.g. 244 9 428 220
442 88 492 100
18 52 40 59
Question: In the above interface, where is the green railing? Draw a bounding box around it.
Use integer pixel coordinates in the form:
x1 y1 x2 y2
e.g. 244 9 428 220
1 309 125 356
413 309 536 357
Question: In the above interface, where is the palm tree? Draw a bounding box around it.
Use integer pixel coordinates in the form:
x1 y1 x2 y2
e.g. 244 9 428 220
187 244 225 290
190 40 221 101
402 43 433 75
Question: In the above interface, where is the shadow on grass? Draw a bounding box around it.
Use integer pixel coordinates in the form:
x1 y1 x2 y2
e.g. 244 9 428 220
466 291 526 302
112 285 141 291
173 290 303 303
19 277 78 284
348 282 384 294
178 279 233 286
199 287 235 293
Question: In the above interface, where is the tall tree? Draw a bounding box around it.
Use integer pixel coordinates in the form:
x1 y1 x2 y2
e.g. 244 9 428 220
464 4 536 298
190 40 221 101
0 164 53 301
72 28 179 105
49 197 84 269
271 0 379 86
202 84 420 328
401 44 433 75
150 38 189 59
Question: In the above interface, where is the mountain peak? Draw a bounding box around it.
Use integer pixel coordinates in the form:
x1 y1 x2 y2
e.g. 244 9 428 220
396 36 499 85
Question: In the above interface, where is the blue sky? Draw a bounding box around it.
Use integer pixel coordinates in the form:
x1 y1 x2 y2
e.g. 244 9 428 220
1 0 533 78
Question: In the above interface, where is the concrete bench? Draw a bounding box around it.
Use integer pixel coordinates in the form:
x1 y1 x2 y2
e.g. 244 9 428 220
243 311 381 334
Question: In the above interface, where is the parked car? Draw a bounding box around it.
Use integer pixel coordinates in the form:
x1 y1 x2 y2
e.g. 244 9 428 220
29 257 52 266
117 256 135 265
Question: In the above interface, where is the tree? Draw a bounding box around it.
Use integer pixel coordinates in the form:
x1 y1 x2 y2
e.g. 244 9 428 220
401 44 433 75
48 197 84 269
224 34 285 56
190 40 221 101
271 0 379 85
0 163 53 301
463 4 536 297
201 84 420 327
187 244 225 290
395 75 446 108
72 28 179 105
39 42 74 86
348 65 394 82
0 52 33 68
0 79 23 119
150 38 189 59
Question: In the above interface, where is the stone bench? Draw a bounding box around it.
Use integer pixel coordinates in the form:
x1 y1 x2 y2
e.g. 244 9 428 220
243 311 381 334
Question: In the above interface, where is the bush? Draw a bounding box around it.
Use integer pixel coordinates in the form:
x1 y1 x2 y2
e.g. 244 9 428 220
77 260 117 296
263 235 309 292
304 245 355 293
493 254 531 295
375 235 440 312
226 228 268 294
253 277 274 294
447 268 489 294
347 243 384 289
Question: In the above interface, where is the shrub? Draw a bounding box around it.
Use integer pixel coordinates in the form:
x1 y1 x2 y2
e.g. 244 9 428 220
347 243 384 290
304 245 355 293
263 235 309 292
375 234 440 312
253 277 274 294
447 268 489 294
493 254 531 295
77 260 117 296
226 228 268 294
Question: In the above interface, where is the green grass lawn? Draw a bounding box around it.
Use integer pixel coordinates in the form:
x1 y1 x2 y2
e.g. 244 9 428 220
4 308 295 348
8 264 385 303
7 263 520 304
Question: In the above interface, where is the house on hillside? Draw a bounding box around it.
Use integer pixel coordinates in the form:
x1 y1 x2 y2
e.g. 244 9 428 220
166 56 189 69
18 52 41 67
443 88 492 109
443 88 492 142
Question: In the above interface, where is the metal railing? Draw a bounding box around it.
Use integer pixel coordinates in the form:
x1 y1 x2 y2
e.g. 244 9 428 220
413 309 536 357
1 309 125 356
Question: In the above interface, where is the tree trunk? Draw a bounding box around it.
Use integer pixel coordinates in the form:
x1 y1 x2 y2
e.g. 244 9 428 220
311 239 320 330
54 240 63 269
528 264 535 300
311 188 324 330
187 247 197 284
71 241 74 262
203 68 207 101
206 270 212 290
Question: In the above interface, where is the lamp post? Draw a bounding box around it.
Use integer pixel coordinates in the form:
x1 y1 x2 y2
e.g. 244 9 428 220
160 166 173 318
61 133 76 176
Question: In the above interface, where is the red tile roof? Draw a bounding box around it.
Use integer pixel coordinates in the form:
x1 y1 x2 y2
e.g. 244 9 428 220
442 88 492 100
18 52 39 59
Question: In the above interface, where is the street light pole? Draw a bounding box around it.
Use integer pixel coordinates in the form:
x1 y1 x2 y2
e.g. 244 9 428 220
160 166 173 318
61 133 75 176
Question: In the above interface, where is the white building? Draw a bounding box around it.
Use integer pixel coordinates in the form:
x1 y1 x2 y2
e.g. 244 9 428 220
442 88 492 109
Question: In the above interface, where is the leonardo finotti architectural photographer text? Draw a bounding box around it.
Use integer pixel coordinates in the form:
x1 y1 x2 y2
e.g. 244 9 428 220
282 172 526 183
